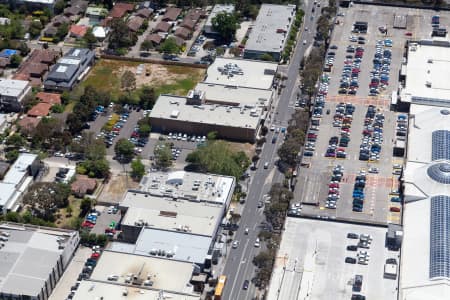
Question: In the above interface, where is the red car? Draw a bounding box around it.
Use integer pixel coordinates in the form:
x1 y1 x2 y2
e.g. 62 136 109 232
91 252 100 259
405 32 412 36
390 206 401 212
307 133 317 138
329 183 339 188
82 221 95 228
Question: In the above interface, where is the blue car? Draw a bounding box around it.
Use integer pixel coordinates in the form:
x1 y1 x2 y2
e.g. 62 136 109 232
391 197 401 203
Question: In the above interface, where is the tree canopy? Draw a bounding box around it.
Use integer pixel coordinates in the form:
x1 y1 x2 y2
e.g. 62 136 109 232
153 142 173 170
186 140 250 179
131 157 145 180
115 138 135 162
212 12 238 43
159 37 180 54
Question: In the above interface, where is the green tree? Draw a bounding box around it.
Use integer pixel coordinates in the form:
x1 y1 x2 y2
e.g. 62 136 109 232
140 39 153 51
153 142 172 170
5 133 25 147
54 0 66 14
277 139 300 167
186 140 250 179
5 149 18 163
114 138 135 162
109 18 136 51
83 28 97 49
260 53 274 61
9 54 22 67
55 22 69 41
139 86 155 109
159 37 180 54
121 70 136 92
131 157 145 180
207 131 217 140
212 12 238 43
79 198 92 217
138 123 151 137
29 20 43 38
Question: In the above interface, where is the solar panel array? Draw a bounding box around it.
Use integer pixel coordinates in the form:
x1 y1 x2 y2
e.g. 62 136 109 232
432 130 450 161
430 195 450 279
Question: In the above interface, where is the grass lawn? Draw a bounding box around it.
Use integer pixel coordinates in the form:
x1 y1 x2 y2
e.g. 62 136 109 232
82 59 205 99
55 196 82 229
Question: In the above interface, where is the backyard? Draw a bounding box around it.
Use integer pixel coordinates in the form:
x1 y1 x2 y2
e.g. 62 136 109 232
81 59 206 98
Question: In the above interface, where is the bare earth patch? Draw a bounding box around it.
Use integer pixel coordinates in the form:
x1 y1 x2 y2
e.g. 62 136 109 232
99 174 139 203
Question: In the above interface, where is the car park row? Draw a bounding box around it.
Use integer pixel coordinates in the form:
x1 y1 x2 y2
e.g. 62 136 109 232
359 106 384 162
338 39 364 95
369 40 392 96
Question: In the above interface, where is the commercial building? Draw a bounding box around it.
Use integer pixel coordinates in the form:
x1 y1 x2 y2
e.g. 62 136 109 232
118 170 234 242
203 4 235 36
0 153 41 213
194 82 273 108
149 94 263 142
204 58 277 90
87 250 199 296
73 281 200 300
44 48 95 91
400 104 450 300
0 79 32 112
243 4 296 61
0 222 79 300
400 40 450 109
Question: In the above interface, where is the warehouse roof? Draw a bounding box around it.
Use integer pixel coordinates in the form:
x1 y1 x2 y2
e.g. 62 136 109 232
245 4 296 55
402 41 450 107
90 251 196 295
108 228 211 264
120 192 223 236
150 94 262 131
205 57 277 90
73 281 200 300
195 82 273 107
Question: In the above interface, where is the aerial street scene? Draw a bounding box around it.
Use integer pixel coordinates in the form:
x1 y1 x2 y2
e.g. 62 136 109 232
0 0 447 299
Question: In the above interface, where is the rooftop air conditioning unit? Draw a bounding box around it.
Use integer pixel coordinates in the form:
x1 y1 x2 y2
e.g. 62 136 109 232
426 81 432 87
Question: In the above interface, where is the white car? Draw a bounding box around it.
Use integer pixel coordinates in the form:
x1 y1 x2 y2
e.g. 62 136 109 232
232 241 239 249
303 40 307 45
254 238 260 248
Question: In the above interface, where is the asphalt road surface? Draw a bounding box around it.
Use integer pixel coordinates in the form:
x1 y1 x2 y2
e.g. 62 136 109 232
221 1 321 299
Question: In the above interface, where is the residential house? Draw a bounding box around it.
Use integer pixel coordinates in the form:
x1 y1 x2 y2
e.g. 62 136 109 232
154 21 171 33
85 6 108 23
0 17 10 25
127 16 144 32
71 175 97 197
180 18 195 31
70 25 88 38
18 116 40 134
146 33 162 46
173 35 185 47
27 102 52 117
44 48 95 91
44 26 58 38
162 7 182 22
136 8 152 18
175 27 191 40
53 15 70 27
109 2 135 19
36 92 61 105
92 26 107 41
14 49 59 87
64 0 88 17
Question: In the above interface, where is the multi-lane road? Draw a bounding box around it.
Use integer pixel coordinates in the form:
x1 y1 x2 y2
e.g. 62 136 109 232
221 1 321 299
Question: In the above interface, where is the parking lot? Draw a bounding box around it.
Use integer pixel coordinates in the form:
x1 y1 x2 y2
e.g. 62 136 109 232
88 205 122 235
267 218 399 300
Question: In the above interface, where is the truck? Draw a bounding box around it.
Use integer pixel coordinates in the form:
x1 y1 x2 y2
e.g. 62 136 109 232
384 263 397 279
214 275 227 300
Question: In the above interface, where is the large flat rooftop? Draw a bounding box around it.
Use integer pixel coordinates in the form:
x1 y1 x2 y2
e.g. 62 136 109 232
244 4 296 54
204 57 277 90
402 41 450 107
195 82 273 107
108 227 211 264
120 191 224 237
90 251 197 295
0 223 78 297
150 94 262 131
73 281 201 300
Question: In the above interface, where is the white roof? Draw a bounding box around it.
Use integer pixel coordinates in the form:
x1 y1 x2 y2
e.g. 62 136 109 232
245 4 296 54
3 153 37 185
120 192 223 237
92 26 106 38
400 199 450 300
89 251 197 295
407 104 450 163
205 4 235 28
150 94 262 130
403 41 450 107
205 57 277 90
195 82 273 107
73 281 200 300
0 79 30 98
0 183 16 208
